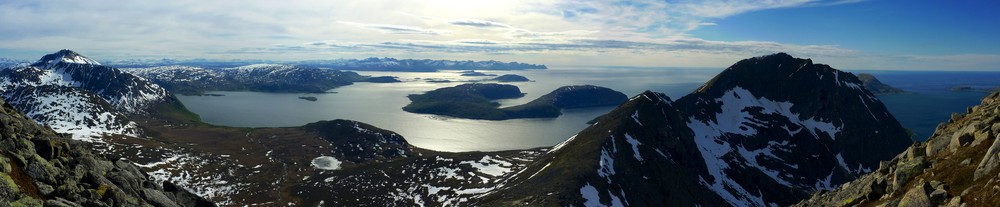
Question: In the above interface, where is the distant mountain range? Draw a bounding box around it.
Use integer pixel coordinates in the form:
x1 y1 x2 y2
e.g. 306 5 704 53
103 57 546 72
125 64 372 95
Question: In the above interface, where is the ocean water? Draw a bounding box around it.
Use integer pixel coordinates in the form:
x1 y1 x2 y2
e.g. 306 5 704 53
175 67 1000 152
176 67 719 152
861 71 1000 140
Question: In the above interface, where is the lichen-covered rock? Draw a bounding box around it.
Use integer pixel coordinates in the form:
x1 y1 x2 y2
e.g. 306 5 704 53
0 98 214 206
898 182 932 207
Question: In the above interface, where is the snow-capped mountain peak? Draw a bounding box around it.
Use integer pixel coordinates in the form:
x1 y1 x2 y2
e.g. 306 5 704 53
2 50 177 142
31 49 102 68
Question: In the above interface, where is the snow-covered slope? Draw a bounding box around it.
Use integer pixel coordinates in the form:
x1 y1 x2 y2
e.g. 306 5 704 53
0 50 173 141
480 53 913 206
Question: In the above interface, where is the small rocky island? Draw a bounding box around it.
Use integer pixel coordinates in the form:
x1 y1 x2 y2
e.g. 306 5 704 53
363 76 401 83
459 70 497 76
299 96 318 101
857 73 904 94
403 83 626 120
491 74 530 82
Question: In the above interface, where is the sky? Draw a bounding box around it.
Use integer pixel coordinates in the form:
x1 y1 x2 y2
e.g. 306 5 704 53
0 0 998 70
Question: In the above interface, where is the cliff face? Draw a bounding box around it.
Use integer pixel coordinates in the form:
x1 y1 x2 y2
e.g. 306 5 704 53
797 92 1000 207
0 98 213 206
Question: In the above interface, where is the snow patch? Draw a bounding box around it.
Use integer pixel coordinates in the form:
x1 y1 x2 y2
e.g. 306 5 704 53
631 111 643 126
460 155 512 177
580 183 603 207
311 156 342 170
624 133 644 162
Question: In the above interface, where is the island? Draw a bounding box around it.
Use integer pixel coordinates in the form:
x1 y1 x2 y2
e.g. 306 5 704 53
363 76 402 83
491 74 530 82
951 85 974 91
403 83 627 120
298 96 318 101
857 73 904 94
460 70 497 76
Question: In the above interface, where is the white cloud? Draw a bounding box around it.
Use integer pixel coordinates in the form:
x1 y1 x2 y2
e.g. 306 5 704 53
338 21 446 35
449 19 512 29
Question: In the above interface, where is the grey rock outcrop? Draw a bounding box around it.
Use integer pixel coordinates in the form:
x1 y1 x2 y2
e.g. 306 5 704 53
0 98 214 206
796 92 1000 207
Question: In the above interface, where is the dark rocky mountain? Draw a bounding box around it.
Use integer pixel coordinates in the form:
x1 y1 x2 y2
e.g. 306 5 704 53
125 64 371 95
477 53 913 206
0 97 213 206
404 83 626 120
858 73 905 94
492 74 531 82
22 50 172 115
0 50 181 140
796 91 1000 207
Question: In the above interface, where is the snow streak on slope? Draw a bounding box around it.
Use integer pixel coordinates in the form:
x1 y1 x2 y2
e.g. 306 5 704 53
687 87 842 207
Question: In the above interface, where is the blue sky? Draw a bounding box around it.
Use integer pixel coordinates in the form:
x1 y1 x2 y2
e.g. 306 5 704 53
692 0 1000 56
0 0 998 70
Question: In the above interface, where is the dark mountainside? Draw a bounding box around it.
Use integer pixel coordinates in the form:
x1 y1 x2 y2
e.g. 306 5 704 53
477 53 913 206
858 73 905 94
796 91 1000 207
0 98 213 206
403 83 627 120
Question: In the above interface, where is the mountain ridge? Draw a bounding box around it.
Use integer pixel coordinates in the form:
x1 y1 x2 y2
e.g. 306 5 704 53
478 53 913 206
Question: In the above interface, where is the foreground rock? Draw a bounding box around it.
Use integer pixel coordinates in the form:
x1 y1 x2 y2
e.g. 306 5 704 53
858 73 905 94
796 91 1000 207
0 98 214 206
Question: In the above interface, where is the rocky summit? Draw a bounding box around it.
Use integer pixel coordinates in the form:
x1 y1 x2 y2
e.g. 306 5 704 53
796 91 1000 207
477 53 913 206
0 97 213 206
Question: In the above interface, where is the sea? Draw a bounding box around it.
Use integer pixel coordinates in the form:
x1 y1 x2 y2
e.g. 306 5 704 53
175 67 1000 152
